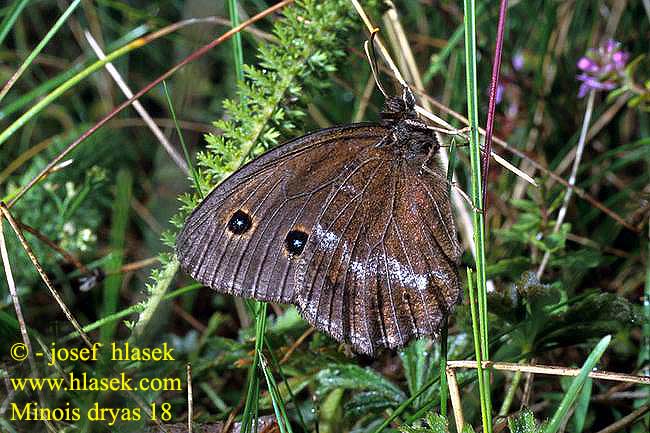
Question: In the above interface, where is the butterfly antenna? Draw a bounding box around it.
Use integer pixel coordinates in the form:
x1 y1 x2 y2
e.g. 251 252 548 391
364 28 388 98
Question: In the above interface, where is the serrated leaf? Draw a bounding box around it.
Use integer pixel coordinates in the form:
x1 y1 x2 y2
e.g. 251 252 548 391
345 391 395 418
508 408 542 433
316 364 406 404
549 249 602 270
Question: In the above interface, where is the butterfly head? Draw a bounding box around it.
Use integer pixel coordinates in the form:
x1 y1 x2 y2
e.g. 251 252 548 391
378 86 439 158
380 86 418 123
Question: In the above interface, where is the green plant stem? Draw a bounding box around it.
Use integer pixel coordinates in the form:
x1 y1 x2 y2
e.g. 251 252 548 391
131 258 180 339
439 319 449 417
229 0 244 82
542 335 611 433
498 369 522 416
0 0 81 104
259 353 294 433
438 124 456 420
463 0 492 430
468 268 490 433
242 302 268 433
264 339 308 431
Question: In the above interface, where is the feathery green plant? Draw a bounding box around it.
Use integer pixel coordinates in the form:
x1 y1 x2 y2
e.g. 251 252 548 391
135 1 363 428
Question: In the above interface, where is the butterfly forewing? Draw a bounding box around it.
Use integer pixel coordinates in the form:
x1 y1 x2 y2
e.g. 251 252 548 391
176 124 386 304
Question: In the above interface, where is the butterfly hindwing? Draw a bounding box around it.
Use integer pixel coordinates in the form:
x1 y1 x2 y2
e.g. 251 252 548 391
176 124 387 304
294 146 461 355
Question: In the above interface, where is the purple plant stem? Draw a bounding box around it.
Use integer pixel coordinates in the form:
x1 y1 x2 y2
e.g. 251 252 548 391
481 0 509 212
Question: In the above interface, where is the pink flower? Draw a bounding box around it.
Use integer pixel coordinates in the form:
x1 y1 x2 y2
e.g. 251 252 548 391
512 52 525 71
576 40 629 98
495 82 505 104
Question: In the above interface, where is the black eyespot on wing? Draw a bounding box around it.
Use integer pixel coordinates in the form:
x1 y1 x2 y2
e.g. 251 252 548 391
227 210 252 234
285 230 308 256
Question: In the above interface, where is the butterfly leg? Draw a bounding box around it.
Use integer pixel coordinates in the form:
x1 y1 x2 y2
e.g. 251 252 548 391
404 118 470 138
419 165 480 212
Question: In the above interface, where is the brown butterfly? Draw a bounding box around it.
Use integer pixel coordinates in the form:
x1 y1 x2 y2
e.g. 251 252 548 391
176 86 462 356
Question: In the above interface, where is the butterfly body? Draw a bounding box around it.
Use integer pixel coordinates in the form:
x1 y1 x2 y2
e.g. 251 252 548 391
177 90 461 356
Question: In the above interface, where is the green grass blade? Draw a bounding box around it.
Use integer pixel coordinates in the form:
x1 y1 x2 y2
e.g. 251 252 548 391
0 63 82 121
162 80 203 198
571 377 592 433
259 353 294 433
242 302 268 433
0 25 148 121
0 0 81 104
462 0 492 430
0 36 146 148
0 0 29 46
468 268 490 433
100 169 132 344
228 0 245 82
263 339 309 431
439 320 449 417
542 335 611 433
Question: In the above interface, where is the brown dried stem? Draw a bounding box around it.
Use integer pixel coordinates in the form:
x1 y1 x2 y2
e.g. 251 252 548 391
447 360 650 385
0 202 92 347
446 365 465 433
593 404 650 433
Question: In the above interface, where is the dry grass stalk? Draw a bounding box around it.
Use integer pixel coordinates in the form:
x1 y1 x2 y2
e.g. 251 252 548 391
447 360 650 385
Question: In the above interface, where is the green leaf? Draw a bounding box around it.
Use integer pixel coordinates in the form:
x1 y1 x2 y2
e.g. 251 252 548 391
571 377 593 433
400 339 439 407
316 364 406 405
319 388 345 433
542 335 611 433
345 391 396 418
268 306 305 335
510 199 540 213
549 249 603 270
532 223 570 253
486 257 531 278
